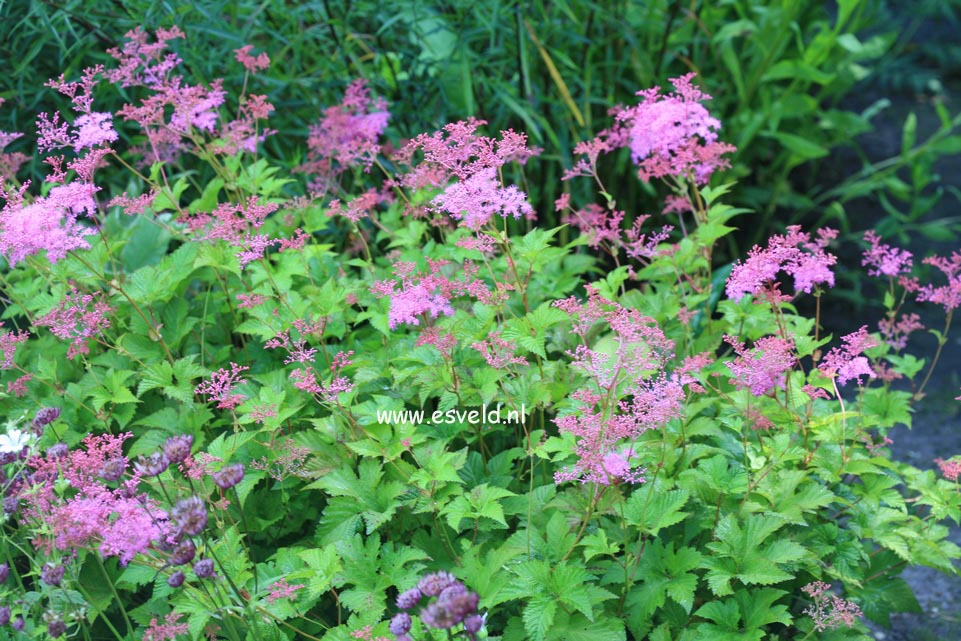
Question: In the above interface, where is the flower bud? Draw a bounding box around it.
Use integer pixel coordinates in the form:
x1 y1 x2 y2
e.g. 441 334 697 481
389 613 412 635
41 563 65 586
193 558 215 579
171 496 207 536
163 434 193 464
211 463 245 490
135 451 170 477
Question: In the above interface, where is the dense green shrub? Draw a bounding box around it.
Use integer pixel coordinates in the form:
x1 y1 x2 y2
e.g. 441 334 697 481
0 25 960 641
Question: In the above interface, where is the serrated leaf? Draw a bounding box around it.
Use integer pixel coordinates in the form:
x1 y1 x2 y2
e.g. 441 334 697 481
625 487 689 535
523 596 557 641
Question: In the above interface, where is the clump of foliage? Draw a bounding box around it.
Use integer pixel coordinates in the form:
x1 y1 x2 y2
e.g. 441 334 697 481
0 25 960 641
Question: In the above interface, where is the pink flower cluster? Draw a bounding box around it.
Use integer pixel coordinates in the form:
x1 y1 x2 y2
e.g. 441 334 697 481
801 581 862 632
265 318 326 364
862 231 913 277
818 326 878 387
565 75 735 185
551 287 696 485
917 252 961 312
617 73 736 183
397 118 538 229
143 612 190 641
234 45 270 73
182 195 301 268
0 322 28 369
0 124 29 179
878 313 923 351
195 362 250 409
35 288 113 359
471 332 528 369
560 204 674 263
726 226 838 302
22 433 167 565
372 259 491 330
297 79 389 193
266 578 306 604
105 27 274 164
936 457 961 482
724 335 796 397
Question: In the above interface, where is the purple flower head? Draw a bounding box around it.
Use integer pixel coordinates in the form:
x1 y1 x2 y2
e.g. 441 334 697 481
396 587 422 610
171 496 207 536
135 451 170 477
211 463 245 489
163 434 193 464
464 614 485 633
0 606 9 626
41 562 65 586
0 563 8 584
389 612 412 635
169 538 197 566
32 406 61 432
439 583 479 616
417 571 458 597
421 583 480 629
100 456 127 482
193 558 215 579
167 570 186 588
46 442 69 459
2 497 17 515
47 619 66 638
11 615 23 631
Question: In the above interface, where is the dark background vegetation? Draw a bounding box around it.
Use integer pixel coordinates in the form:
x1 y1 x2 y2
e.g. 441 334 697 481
3 0 961 253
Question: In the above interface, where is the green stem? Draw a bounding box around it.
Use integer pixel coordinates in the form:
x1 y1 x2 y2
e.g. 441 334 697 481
93 555 135 639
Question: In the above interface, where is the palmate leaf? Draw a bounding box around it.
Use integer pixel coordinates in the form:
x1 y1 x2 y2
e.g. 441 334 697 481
624 485 690 536
295 546 341 601
311 459 406 543
702 514 808 595
547 611 626 641
627 539 703 627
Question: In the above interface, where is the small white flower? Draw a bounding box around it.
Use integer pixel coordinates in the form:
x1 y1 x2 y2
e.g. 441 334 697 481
0 429 31 454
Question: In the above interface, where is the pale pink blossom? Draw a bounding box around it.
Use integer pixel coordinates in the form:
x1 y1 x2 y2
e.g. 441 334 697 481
724 335 796 396
195 362 250 409
234 45 270 72
819 326 878 386
862 231 912 277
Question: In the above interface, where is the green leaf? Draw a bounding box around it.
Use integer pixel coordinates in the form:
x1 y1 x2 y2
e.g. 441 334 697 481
547 611 626 641
624 486 690 536
767 132 828 160
695 598 740 629
762 59 834 85
523 596 557 641
736 588 791 630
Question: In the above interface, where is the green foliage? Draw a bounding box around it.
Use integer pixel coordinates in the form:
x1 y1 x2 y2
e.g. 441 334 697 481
1 11 960 641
